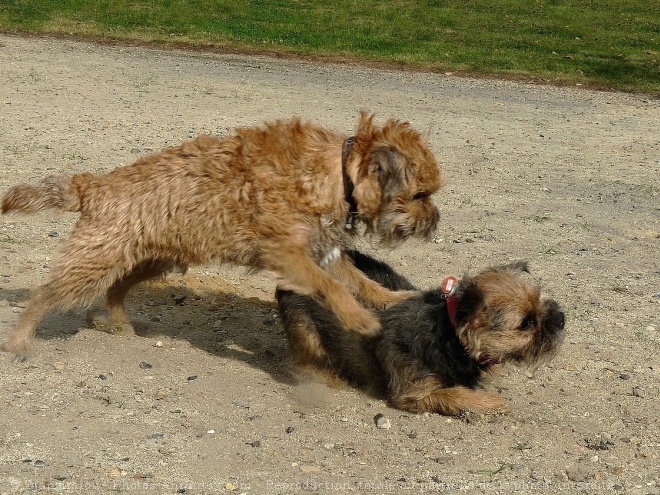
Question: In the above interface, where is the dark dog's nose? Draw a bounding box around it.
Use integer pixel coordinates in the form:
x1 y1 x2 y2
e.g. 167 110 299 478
543 301 565 336
556 311 565 330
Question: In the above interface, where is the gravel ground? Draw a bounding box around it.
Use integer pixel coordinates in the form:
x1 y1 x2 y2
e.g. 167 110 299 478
0 34 658 495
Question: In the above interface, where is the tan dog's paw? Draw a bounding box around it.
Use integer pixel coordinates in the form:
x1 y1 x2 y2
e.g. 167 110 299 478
1 337 33 363
337 305 381 337
86 311 136 336
382 289 418 308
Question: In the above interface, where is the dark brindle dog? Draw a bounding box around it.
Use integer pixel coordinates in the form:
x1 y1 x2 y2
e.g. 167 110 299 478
276 251 565 415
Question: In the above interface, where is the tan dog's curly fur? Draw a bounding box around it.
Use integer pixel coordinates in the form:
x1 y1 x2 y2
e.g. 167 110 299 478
1 112 441 358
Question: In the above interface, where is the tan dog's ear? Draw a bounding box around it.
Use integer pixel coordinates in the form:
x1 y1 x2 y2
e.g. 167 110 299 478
369 146 407 199
357 110 376 135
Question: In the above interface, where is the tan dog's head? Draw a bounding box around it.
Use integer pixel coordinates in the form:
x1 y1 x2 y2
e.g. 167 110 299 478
452 262 566 367
348 112 442 247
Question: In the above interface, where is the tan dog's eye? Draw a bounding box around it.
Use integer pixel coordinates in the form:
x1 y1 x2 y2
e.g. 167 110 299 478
520 314 537 331
413 192 428 200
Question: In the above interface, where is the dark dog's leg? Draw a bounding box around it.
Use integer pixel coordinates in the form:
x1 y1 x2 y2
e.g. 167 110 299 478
277 286 385 391
389 377 507 415
275 288 331 370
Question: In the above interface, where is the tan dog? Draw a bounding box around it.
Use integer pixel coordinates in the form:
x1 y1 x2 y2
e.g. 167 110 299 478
2 112 441 358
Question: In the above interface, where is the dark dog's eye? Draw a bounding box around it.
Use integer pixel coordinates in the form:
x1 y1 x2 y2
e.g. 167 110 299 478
413 192 428 201
520 314 537 331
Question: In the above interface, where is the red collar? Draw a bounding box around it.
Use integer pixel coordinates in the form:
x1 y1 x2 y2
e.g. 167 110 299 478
440 276 458 328
441 276 498 368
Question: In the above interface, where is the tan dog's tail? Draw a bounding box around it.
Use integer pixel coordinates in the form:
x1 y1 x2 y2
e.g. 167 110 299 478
2 173 94 214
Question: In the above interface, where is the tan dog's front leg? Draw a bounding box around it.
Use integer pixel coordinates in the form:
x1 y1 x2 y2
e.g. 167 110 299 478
327 254 416 309
267 250 381 336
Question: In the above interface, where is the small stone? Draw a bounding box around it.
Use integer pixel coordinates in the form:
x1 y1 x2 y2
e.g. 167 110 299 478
154 341 163 347
374 413 391 430
213 320 223 329
98 374 108 381
139 361 153 369
34 460 46 467
186 375 197 381
322 443 335 450
247 440 261 448
524 370 535 379
285 426 295 434
154 390 167 400
108 467 122 477
48 231 59 238
566 466 590 482
619 373 630 380
206 429 215 434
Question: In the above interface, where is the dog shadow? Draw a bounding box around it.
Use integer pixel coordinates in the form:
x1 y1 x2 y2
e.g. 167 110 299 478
0 282 296 385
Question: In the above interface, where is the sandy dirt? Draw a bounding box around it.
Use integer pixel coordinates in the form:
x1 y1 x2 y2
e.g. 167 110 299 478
0 34 658 495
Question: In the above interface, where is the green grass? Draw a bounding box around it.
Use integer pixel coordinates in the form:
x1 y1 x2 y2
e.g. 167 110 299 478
0 1 658 92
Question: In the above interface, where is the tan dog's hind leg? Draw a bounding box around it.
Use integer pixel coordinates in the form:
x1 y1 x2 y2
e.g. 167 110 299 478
105 260 174 324
3 241 130 359
87 259 175 334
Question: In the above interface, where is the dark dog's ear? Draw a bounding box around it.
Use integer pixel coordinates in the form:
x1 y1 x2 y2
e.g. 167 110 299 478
487 261 530 275
369 145 407 199
505 261 530 274
454 278 484 326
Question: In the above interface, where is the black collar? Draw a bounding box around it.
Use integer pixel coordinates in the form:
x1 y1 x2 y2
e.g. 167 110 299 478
342 136 358 230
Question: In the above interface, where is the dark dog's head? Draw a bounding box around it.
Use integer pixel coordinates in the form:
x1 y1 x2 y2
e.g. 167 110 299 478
452 262 565 367
347 112 441 247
